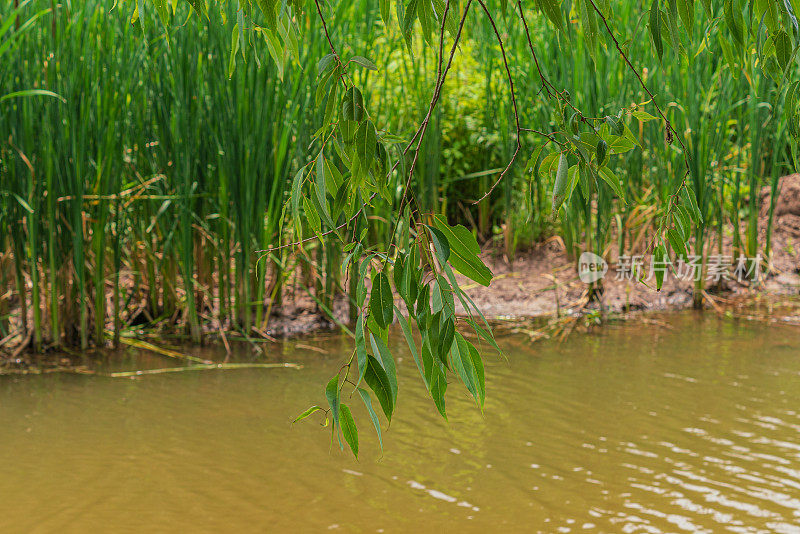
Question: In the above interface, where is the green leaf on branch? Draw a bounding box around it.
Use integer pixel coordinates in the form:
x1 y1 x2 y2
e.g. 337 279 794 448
370 271 393 329
429 365 447 418
369 333 398 403
432 215 492 286
654 243 667 291
364 355 394 421
426 225 450 264
551 152 570 214
537 0 564 30
356 120 377 175
676 0 693 35
255 0 278 29
402 0 419 50
357 388 384 452
293 405 324 424
667 227 687 260
342 87 365 122
325 374 341 427
349 55 378 70
394 305 426 386
355 315 367 386
185 0 208 18
450 332 485 408
340 404 359 458
599 166 626 202
774 30 792 71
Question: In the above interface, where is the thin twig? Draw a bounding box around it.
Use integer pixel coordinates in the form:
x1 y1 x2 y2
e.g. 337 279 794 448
472 0 522 204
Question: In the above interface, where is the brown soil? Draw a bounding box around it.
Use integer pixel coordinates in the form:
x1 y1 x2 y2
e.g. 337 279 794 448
4 177 800 366
458 174 800 319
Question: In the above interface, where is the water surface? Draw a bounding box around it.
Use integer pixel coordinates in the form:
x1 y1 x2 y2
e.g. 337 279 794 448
2 312 799 533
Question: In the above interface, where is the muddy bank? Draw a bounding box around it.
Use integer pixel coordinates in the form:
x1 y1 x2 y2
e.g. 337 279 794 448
4 177 800 366
459 175 800 319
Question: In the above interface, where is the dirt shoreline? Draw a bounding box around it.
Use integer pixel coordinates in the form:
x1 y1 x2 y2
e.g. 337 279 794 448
3 176 800 367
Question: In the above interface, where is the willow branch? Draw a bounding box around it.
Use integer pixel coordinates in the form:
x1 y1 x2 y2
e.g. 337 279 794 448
472 0 522 204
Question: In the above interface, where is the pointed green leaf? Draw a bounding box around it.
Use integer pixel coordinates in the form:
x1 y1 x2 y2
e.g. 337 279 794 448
598 166 626 202
341 87 365 122
426 225 450 264
340 404 359 458
430 365 447 419
292 405 323 423
357 388 383 451
432 216 492 286
364 355 394 421
650 0 664 62
325 374 341 427
355 315 367 386
350 55 378 71
369 333 398 403
537 0 564 30
551 152 570 214
369 271 393 329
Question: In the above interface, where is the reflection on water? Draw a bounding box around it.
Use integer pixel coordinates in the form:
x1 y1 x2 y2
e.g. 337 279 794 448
1 312 800 533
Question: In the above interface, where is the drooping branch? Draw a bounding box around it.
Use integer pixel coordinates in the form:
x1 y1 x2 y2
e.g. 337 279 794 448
583 0 691 223
386 0 474 255
471 0 523 204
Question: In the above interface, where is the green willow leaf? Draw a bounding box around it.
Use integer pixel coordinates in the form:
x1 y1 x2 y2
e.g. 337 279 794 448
325 374 341 427
437 315 455 360
356 119 377 174
432 215 492 286
340 404 359 458
774 30 792 71
429 365 447 419
393 253 408 302
185 0 208 18
255 0 278 29
357 388 384 451
667 227 687 260
598 166 626 202
650 0 663 62
466 338 486 405
426 225 450 264
364 355 394 421
579 0 598 61
369 271 393 329
153 0 170 26
402 0 419 49
551 152 570 215
394 305 426 386
676 0 693 34
318 53 336 74
724 0 744 49
450 332 484 407
292 405 323 423
654 243 667 291
355 315 367 386
417 0 434 44
369 333 398 403
595 139 608 164
341 87 365 122
315 154 329 217
228 24 240 79
350 55 378 70
537 0 564 30
303 196 321 235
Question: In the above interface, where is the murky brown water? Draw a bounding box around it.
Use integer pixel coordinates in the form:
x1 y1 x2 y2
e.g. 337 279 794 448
1 312 799 533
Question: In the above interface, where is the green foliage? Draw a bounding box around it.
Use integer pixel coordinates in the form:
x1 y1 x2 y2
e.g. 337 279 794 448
3 0 799 457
